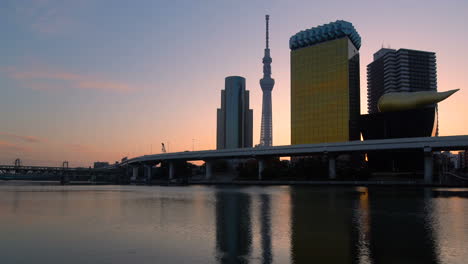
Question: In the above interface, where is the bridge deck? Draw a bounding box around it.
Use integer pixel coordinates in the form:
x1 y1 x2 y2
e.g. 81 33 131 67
124 135 468 164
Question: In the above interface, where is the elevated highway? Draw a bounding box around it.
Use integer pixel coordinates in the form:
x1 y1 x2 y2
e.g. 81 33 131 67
122 135 468 183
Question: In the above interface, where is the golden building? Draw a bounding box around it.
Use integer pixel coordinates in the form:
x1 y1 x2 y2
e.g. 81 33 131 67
290 20 361 144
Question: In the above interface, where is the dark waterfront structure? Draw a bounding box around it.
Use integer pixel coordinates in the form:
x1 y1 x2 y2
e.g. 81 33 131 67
360 107 437 140
290 20 361 144
360 107 438 172
367 48 437 114
93 161 110 168
216 76 253 149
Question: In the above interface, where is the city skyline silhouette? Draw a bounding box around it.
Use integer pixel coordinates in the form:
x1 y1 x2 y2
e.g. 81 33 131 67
1 0 467 166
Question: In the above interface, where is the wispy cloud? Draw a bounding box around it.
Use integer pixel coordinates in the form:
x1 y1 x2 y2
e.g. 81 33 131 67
13 0 80 35
68 144 96 153
0 132 43 143
0 141 31 152
4 67 134 92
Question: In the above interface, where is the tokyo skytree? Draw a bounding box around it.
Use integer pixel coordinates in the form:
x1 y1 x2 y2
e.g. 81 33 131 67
259 15 274 147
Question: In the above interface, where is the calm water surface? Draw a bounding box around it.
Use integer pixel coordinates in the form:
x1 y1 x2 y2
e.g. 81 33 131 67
0 183 467 264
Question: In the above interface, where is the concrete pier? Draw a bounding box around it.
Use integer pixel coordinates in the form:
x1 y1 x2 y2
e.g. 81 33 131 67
258 159 265 180
205 160 213 180
144 165 152 184
169 162 174 180
328 154 336 179
132 167 138 181
424 147 433 184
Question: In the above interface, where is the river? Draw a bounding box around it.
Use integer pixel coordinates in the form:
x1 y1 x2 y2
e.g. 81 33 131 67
0 183 467 264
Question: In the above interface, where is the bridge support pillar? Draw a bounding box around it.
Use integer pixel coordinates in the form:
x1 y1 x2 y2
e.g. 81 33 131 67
144 165 152 185
132 167 138 181
258 159 265 180
169 162 174 180
424 147 433 184
205 160 213 180
328 154 336 180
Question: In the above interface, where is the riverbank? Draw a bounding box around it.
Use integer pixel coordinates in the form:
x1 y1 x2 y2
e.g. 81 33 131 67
2 179 467 187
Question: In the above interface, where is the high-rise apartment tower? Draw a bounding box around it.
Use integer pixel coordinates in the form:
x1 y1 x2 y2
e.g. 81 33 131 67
217 76 253 149
259 15 275 147
290 20 361 144
367 48 437 114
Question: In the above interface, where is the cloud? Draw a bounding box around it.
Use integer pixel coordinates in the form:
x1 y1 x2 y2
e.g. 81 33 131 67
68 144 96 153
13 0 79 35
0 132 43 143
10 70 82 81
4 67 135 92
0 141 31 153
78 81 131 92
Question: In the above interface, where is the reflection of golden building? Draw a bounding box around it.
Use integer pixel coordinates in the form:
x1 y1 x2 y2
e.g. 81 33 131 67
290 21 361 144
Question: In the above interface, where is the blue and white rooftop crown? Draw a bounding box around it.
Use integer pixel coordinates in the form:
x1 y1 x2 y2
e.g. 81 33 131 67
290 20 361 50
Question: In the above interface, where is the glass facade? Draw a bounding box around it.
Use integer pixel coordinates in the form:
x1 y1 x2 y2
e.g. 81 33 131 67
291 37 360 144
217 76 253 149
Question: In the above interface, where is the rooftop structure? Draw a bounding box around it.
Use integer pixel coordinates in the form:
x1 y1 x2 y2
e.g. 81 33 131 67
289 20 361 51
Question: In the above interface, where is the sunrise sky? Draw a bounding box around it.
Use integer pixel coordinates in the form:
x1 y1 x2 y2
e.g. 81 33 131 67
1 0 468 167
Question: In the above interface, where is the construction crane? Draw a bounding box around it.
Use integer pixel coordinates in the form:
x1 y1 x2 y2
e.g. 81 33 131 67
161 143 167 153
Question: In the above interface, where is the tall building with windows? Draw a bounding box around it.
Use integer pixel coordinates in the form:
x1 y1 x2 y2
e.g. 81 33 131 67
361 48 440 172
367 48 437 114
290 20 361 145
217 76 253 149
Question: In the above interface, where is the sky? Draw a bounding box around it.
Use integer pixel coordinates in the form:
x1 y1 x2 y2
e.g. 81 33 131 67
1 0 468 167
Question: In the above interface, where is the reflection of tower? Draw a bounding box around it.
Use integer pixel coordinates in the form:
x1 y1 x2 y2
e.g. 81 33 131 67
215 189 252 263
260 194 272 264
259 15 274 147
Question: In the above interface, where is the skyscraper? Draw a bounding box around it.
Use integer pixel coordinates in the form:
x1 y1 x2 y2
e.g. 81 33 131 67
259 15 274 147
290 20 361 145
217 76 253 149
367 48 437 114
361 48 439 172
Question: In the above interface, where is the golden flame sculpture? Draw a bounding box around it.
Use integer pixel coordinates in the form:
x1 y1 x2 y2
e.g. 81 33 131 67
377 89 459 112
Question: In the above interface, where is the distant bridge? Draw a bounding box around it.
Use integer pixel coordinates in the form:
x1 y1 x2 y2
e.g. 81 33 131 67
0 164 124 184
122 135 468 184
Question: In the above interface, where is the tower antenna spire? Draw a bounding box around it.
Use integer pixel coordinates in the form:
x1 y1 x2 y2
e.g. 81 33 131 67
265 14 269 49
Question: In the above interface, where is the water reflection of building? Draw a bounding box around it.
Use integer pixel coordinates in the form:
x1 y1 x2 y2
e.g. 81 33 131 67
430 189 468 263
367 189 438 264
355 187 373 264
290 187 441 264
215 189 252 263
290 187 359 263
